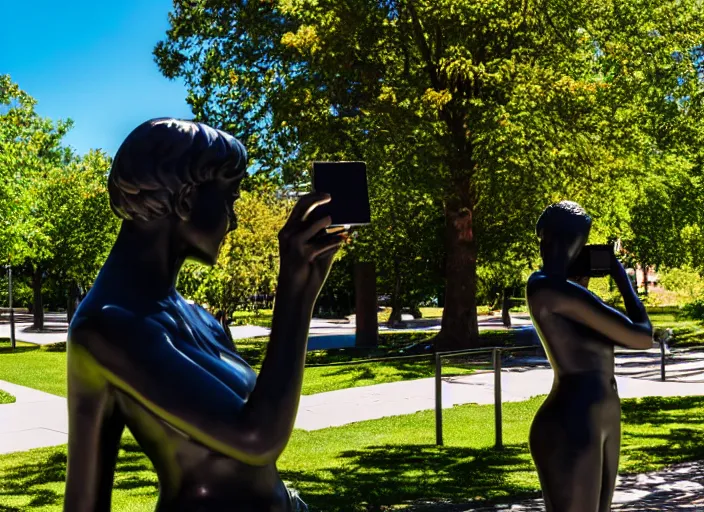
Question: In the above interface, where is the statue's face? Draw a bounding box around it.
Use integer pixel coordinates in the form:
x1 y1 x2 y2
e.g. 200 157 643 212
539 229 588 267
181 177 241 265
565 232 588 264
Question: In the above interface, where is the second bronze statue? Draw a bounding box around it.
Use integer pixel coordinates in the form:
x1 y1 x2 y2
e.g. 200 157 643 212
63 118 346 511
527 201 653 512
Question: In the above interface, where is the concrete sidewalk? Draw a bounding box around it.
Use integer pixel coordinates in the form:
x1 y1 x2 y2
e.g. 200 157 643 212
0 312 533 348
0 379 67 454
294 366 704 430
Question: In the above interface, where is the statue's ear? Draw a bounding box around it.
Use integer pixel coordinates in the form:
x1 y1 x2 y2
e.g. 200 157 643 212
174 185 194 222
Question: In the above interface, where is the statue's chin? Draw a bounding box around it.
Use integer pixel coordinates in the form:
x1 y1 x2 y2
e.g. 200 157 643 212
187 250 218 267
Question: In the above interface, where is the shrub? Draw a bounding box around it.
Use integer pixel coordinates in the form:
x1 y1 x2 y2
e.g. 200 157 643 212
681 299 704 320
659 266 704 304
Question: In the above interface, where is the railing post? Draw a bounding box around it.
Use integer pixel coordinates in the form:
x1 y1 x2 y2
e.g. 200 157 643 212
8 266 14 351
660 339 666 382
493 348 503 449
435 352 443 446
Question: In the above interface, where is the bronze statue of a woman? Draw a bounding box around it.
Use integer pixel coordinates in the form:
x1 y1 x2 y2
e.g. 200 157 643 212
526 201 653 512
63 118 345 511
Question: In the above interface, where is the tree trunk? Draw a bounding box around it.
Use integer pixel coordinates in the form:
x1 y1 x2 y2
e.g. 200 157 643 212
437 186 479 350
354 262 378 347
642 264 649 295
501 288 512 328
67 282 80 324
388 258 403 327
32 265 44 331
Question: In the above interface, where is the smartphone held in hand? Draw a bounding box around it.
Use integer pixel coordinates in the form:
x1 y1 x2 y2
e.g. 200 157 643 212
312 161 371 227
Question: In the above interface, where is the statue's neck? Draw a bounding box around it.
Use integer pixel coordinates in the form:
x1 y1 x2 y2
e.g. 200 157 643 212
541 255 569 279
99 221 185 299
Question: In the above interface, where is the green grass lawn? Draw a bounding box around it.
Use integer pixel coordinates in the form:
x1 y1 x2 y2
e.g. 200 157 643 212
1 395 703 511
0 342 67 397
0 335 477 398
377 306 496 324
231 308 274 327
0 390 15 404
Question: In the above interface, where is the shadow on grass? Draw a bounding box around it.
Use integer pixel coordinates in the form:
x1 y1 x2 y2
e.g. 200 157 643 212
622 395 704 428
0 438 156 511
621 396 704 475
236 330 524 370
318 360 437 381
281 444 538 512
0 345 40 355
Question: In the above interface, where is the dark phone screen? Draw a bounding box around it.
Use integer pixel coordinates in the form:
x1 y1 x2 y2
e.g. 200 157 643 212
569 244 612 278
312 161 371 226
589 245 612 275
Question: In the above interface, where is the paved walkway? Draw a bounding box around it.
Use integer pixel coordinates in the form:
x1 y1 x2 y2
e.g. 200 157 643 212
295 362 704 430
450 460 704 510
0 379 67 455
3 345 704 452
0 311 533 348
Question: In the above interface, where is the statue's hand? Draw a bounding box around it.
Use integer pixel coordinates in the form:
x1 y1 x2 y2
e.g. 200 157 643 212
277 192 346 301
608 252 627 278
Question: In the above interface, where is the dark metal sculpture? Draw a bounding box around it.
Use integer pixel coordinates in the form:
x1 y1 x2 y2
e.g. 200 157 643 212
526 201 653 512
64 118 345 511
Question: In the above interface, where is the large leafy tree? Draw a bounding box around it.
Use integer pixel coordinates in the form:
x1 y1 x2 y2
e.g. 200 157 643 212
156 0 704 348
620 41 704 289
0 75 72 267
348 137 445 324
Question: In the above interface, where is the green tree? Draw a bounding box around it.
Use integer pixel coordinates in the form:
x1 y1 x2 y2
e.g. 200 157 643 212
0 75 72 267
179 186 291 315
156 0 704 348
351 159 445 325
21 150 118 327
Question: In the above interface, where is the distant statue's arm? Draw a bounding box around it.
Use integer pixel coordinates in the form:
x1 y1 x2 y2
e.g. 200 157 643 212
536 279 653 349
610 255 651 333
64 343 125 512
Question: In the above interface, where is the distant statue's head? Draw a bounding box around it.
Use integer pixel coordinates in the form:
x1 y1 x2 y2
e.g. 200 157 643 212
109 118 247 265
536 201 591 268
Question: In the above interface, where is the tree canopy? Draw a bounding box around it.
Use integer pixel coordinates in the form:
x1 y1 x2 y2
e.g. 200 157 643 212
0 76 119 327
156 0 704 348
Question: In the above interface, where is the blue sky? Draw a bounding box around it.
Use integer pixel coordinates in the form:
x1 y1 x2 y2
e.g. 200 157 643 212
0 0 192 157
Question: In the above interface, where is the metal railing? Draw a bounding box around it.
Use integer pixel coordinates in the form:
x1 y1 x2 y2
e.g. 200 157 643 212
433 342 669 449
433 346 536 448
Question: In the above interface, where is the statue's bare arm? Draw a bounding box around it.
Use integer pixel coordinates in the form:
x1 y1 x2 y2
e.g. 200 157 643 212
64 341 125 512
531 279 653 349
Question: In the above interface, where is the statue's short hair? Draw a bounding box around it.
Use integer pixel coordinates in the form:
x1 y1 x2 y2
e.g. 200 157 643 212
536 201 592 239
108 118 247 221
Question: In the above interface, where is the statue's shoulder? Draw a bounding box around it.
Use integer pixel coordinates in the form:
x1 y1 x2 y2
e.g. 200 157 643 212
69 298 168 353
526 271 550 291
526 272 572 302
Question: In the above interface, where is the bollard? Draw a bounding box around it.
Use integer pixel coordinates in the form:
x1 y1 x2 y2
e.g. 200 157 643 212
493 348 503 449
8 266 14 351
435 352 443 446
435 353 443 445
